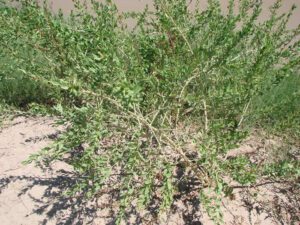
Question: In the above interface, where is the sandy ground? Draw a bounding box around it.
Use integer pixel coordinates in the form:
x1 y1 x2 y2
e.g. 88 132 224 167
0 116 67 225
0 116 299 225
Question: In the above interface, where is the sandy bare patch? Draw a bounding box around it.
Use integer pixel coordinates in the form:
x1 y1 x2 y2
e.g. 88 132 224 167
0 116 299 225
0 116 78 225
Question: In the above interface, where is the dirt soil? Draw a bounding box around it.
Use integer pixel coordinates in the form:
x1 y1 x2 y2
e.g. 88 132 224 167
0 116 299 225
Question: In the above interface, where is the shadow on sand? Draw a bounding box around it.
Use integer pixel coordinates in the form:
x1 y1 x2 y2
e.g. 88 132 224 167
0 166 206 225
1 166 299 225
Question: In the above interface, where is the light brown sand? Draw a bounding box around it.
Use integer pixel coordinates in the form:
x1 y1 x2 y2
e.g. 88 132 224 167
45 0 300 29
0 116 70 225
0 116 299 225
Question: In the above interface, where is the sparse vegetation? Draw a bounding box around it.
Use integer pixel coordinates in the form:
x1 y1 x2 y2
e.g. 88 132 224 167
0 0 299 224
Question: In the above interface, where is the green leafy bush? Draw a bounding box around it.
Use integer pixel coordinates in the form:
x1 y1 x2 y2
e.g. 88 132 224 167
250 73 300 138
1 0 299 223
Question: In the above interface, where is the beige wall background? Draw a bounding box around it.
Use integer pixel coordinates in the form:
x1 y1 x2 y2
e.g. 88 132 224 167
46 0 300 28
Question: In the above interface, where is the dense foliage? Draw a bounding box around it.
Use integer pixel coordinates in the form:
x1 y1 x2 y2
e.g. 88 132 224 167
1 0 299 223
